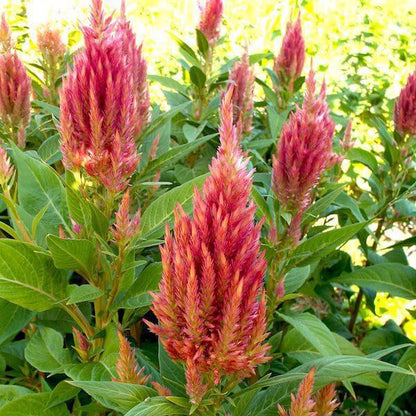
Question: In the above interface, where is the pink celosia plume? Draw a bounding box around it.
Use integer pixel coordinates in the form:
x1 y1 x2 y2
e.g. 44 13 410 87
272 70 337 215
111 189 140 243
36 25 66 58
340 119 353 153
0 14 13 52
0 15 31 148
273 14 305 94
112 330 150 384
146 86 270 404
59 0 149 192
0 145 13 189
394 70 416 137
229 50 255 137
198 0 223 46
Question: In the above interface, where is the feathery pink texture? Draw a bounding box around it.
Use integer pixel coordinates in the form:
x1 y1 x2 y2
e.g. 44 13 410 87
36 25 66 58
198 0 223 46
0 145 13 188
229 50 255 136
273 15 305 93
0 15 31 148
111 188 140 243
147 86 270 404
394 70 416 137
59 0 149 192
272 70 337 214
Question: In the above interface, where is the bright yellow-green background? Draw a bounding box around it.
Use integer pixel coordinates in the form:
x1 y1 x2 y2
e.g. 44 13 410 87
2 0 416 338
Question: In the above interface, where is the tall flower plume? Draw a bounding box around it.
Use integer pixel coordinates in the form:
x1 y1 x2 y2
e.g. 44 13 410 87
394 70 416 137
198 0 223 47
272 70 338 242
273 14 305 95
147 86 270 404
0 14 31 148
229 50 255 137
59 0 149 192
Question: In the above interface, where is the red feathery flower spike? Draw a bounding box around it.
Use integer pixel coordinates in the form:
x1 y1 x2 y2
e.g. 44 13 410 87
147 85 270 404
394 70 416 137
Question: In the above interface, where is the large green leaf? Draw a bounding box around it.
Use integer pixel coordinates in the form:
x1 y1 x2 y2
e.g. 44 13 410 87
334 263 416 299
12 145 68 242
141 174 208 238
144 134 215 175
25 327 73 373
0 300 33 346
278 313 341 356
159 341 186 397
347 147 379 173
237 355 413 416
125 397 190 416
0 240 68 312
0 393 69 416
69 381 156 413
47 235 95 278
0 386 33 409
290 222 366 267
380 346 416 415
283 266 310 294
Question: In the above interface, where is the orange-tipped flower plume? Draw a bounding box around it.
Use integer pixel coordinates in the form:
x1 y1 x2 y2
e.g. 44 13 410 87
229 50 255 137
59 0 149 192
394 70 416 137
112 330 149 384
274 14 305 94
0 15 31 148
147 85 270 404
272 70 337 215
0 145 13 189
36 25 66 59
198 0 223 46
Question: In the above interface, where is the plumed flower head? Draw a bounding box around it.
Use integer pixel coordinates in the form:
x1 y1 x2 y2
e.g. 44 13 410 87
273 14 305 93
0 14 13 53
198 0 223 47
0 16 31 148
0 144 13 189
272 70 337 213
36 25 66 59
147 86 270 404
394 70 416 137
59 0 149 192
229 50 255 137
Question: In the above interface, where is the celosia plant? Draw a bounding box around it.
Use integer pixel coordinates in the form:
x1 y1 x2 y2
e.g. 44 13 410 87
198 0 223 47
394 70 416 138
0 15 31 147
272 69 339 242
273 14 305 109
147 86 270 406
59 0 149 193
228 50 255 138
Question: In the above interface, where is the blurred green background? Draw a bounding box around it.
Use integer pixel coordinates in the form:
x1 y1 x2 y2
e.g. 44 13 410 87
2 0 416 338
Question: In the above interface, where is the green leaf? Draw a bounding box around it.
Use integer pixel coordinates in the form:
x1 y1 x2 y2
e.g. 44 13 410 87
121 263 162 309
69 381 156 413
290 222 366 267
283 266 310 294
141 174 208 238
278 313 341 356
148 75 187 94
46 381 80 409
0 393 69 416
302 186 344 225
32 100 60 118
144 134 215 175
37 134 62 165
125 396 189 416
25 327 73 373
0 386 33 409
251 186 272 223
12 145 68 241
196 29 209 57
67 285 104 305
0 300 33 346
380 346 416 415
334 263 416 299
0 240 68 312
347 148 379 173
238 355 413 416
189 66 206 89
159 341 186 397
47 235 95 278
64 362 111 381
